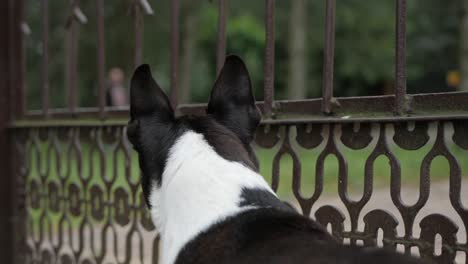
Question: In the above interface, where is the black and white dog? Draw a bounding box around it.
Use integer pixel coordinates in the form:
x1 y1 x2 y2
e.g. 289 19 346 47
127 55 427 264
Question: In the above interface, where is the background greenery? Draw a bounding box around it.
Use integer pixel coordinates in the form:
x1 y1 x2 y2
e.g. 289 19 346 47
24 0 464 109
22 1 468 209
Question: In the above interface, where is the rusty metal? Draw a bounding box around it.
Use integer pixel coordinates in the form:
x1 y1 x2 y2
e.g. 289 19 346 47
15 91 468 123
322 0 336 115
0 1 12 262
133 0 143 68
263 0 275 118
170 0 180 109
41 0 49 117
1 1 25 263
11 120 468 263
216 0 227 75
9 0 25 118
96 0 106 117
6 1 468 264
66 0 81 113
132 0 153 69
10 113 468 128
395 0 407 115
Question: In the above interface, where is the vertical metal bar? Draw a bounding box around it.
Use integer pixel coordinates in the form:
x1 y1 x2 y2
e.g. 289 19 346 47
9 0 25 118
322 0 336 114
133 0 143 68
66 0 79 113
263 0 275 117
96 0 106 116
170 0 180 109
41 0 50 117
0 0 21 262
11 0 26 261
0 0 12 259
395 0 407 115
216 0 227 75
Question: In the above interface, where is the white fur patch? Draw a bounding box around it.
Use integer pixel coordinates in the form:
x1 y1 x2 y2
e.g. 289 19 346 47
149 131 275 264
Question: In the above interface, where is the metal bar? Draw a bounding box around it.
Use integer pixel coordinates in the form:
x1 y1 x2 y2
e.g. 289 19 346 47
258 114 468 126
9 114 468 129
66 0 79 113
41 0 50 117
322 0 336 114
9 0 26 260
263 0 275 117
9 0 25 118
395 0 407 115
133 0 143 68
216 0 227 75
0 0 20 262
170 0 180 109
96 0 106 117
0 0 12 258
18 91 468 121
15 92 468 123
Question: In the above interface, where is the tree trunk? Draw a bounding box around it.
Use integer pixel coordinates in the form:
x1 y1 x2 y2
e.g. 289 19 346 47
288 0 307 99
180 12 197 103
460 0 468 90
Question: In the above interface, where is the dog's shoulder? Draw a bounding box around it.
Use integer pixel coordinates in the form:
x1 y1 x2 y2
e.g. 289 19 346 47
175 208 428 264
174 208 336 264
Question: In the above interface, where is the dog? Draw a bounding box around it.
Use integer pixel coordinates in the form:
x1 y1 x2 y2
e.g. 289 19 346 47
127 55 427 264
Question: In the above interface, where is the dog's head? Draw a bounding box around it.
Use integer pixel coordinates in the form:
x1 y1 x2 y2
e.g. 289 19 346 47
127 55 261 207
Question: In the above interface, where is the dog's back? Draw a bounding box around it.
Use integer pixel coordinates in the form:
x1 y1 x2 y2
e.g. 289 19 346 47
176 208 424 264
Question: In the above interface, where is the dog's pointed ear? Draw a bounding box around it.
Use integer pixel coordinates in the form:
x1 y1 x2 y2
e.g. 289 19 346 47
207 55 261 144
130 64 174 120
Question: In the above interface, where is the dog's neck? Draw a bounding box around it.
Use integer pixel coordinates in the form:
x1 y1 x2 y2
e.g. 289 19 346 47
149 131 274 264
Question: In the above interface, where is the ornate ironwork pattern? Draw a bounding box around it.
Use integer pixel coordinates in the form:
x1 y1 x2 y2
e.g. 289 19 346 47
17 127 159 263
15 120 468 263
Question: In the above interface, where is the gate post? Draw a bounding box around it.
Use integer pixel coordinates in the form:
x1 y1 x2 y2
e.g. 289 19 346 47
0 0 25 263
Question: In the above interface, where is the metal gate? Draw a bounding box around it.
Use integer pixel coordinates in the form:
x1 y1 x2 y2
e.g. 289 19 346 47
1 0 468 263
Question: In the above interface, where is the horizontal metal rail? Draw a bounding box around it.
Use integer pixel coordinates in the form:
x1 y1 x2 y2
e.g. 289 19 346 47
14 91 468 124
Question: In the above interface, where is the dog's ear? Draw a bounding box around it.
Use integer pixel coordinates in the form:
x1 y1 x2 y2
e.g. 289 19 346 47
130 64 174 121
128 64 175 203
207 55 261 144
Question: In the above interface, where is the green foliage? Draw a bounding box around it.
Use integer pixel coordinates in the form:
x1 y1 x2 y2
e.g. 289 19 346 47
406 0 461 93
23 0 463 109
334 0 395 96
197 5 265 101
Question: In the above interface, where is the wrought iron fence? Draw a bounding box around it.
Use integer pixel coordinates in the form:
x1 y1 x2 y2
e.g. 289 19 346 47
1 0 468 263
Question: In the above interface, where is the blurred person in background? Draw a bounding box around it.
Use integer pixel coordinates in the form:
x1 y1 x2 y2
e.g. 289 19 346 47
106 67 128 107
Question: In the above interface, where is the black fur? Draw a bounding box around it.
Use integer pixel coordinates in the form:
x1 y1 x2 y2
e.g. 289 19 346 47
128 56 260 206
239 187 295 212
207 56 261 148
127 64 182 205
175 208 425 264
128 114 260 207
185 117 259 171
